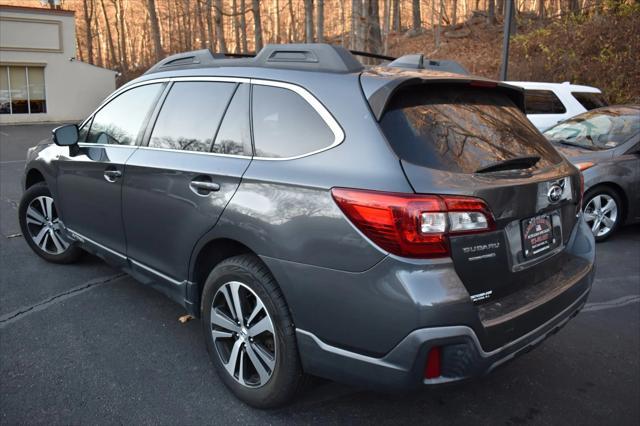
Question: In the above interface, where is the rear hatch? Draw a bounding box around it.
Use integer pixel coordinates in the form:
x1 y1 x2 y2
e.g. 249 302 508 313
376 82 582 303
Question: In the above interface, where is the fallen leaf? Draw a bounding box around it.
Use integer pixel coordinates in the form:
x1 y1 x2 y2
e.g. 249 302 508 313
178 314 194 324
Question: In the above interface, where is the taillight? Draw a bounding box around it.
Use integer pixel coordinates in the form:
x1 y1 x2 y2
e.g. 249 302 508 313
578 173 585 213
331 188 495 258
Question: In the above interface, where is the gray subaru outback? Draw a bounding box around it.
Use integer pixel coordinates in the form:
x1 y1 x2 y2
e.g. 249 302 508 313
19 44 595 408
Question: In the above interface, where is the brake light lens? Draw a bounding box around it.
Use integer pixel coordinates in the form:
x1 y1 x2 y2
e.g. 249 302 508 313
331 188 495 258
578 173 585 213
424 346 442 379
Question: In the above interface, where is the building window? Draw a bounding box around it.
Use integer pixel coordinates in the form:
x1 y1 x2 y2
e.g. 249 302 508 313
0 66 47 115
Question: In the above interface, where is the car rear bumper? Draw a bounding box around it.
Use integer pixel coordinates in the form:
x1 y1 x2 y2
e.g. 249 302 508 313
296 268 592 390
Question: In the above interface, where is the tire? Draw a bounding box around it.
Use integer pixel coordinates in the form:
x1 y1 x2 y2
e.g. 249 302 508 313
582 186 623 242
18 182 82 264
201 254 306 408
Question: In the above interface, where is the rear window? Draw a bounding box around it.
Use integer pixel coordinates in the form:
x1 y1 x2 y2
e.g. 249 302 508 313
380 86 563 174
571 92 607 110
524 90 566 114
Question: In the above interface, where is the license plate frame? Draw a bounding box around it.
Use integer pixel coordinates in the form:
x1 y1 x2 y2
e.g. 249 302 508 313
521 213 560 259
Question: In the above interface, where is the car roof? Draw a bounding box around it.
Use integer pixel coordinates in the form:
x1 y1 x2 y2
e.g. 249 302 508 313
506 81 602 93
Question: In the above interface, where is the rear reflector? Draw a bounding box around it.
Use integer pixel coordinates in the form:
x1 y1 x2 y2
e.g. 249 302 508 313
424 346 442 379
331 188 495 258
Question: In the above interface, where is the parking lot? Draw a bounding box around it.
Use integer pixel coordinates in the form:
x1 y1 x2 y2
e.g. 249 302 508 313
1 124 639 425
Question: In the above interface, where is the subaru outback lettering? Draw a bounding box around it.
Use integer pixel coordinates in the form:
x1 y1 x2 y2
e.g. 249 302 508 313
19 44 595 408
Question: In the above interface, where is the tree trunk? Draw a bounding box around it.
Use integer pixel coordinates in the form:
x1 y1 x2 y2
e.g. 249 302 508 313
383 0 390 52
205 0 215 51
232 0 241 52
366 0 382 53
351 0 360 49
411 0 421 30
317 0 324 43
391 0 400 32
452 0 458 24
240 0 249 51
93 5 103 67
287 0 296 42
304 0 314 43
82 0 94 64
538 0 544 18
275 0 281 43
252 0 264 51
115 0 128 69
146 0 164 62
195 0 207 49
100 0 116 67
487 0 496 25
214 0 227 53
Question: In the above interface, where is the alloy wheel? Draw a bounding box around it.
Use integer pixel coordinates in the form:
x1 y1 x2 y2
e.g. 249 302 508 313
583 193 618 238
211 281 276 388
25 195 70 255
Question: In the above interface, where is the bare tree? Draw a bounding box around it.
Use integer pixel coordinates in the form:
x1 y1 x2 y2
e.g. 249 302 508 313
487 0 496 25
82 0 94 64
240 0 249 51
365 0 382 53
391 0 401 32
452 0 458 25
411 0 421 30
252 0 264 51
146 0 164 61
304 0 314 42
214 0 227 52
351 0 361 49
317 0 324 43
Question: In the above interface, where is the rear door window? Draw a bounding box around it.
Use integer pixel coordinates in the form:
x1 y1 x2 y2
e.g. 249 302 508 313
571 92 607 110
149 81 236 152
252 85 334 158
524 90 566 114
380 86 563 174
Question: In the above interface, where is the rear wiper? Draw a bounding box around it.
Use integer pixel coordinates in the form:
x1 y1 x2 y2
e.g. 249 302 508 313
475 155 540 174
554 139 597 150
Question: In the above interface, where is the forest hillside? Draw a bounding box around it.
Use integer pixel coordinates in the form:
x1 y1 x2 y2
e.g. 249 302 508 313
2 1 638 103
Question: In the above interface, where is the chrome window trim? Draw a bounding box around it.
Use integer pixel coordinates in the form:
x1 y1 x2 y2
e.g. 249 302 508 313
134 145 251 160
250 78 346 161
78 76 345 161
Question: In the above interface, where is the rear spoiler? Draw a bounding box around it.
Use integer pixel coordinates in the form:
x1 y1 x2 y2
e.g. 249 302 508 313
360 72 526 120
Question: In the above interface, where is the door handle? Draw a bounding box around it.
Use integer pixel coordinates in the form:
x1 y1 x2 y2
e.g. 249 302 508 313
189 179 220 195
103 168 122 183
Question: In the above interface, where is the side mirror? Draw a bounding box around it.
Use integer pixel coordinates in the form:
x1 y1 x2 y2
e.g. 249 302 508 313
52 124 79 146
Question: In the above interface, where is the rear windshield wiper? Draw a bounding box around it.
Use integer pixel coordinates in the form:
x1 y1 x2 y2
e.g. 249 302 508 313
554 139 598 150
475 155 540 174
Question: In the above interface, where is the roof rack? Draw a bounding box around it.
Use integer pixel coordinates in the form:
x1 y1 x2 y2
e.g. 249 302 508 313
387 54 469 75
144 44 365 75
144 43 468 76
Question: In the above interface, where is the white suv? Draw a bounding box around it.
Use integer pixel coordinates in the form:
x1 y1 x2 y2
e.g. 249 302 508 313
506 81 607 132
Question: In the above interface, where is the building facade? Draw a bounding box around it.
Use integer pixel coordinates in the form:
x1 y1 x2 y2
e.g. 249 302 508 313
0 5 116 124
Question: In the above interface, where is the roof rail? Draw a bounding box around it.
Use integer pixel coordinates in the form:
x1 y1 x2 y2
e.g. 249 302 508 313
144 43 365 75
387 54 469 75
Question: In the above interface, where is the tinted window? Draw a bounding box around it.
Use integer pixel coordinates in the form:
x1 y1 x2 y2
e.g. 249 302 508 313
380 86 562 174
213 83 252 155
88 83 163 145
149 81 236 152
524 90 566 114
572 92 607 110
544 107 640 150
252 85 334 158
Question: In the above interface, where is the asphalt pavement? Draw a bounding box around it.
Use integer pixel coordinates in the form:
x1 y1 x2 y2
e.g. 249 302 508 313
1 124 639 425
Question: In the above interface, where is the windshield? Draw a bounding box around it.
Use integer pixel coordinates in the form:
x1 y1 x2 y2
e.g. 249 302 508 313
380 85 562 174
544 107 640 150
